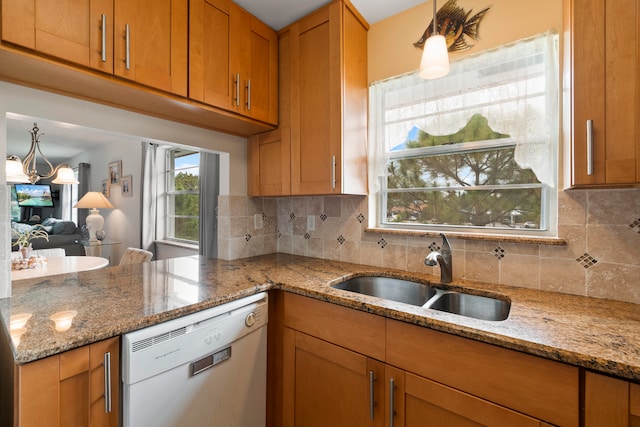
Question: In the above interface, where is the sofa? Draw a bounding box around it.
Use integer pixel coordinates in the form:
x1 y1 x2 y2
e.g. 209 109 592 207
11 219 85 256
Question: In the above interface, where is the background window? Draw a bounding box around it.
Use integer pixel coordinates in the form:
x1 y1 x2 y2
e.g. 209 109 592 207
165 148 200 242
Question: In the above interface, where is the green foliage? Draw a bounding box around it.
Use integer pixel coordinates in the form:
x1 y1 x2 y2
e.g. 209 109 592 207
386 114 542 228
173 172 200 241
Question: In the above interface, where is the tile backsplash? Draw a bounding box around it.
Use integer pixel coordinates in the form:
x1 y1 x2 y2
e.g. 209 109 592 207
218 188 640 305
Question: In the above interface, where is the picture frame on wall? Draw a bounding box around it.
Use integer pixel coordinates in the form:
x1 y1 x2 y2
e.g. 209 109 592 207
108 160 122 184
121 175 133 197
101 179 110 198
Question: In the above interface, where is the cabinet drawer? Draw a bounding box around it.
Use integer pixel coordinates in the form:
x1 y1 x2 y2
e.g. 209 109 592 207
283 293 385 361
386 319 579 426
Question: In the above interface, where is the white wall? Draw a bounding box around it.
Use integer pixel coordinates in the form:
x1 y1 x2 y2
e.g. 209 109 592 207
1 81 248 297
69 141 143 263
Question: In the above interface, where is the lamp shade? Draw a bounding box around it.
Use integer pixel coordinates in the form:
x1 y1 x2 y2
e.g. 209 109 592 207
74 191 114 209
419 35 450 80
52 164 79 184
6 156 30 183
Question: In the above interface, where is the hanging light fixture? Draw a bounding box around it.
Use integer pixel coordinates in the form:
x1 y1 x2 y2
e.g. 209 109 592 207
419 0 450 80
5 123 79 184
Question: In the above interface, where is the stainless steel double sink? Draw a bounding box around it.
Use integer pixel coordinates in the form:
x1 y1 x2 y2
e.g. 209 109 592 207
332 276 510 321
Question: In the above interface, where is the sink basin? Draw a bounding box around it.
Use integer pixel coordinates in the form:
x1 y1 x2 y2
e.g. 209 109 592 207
332 276 510 321
428 292 510 321
332 276 437 306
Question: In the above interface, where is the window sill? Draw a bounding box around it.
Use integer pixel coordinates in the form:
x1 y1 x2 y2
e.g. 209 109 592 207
155 239 199 251
365 227 566 246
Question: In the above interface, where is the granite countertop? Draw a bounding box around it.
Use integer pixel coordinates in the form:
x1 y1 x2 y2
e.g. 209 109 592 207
2 254 639 382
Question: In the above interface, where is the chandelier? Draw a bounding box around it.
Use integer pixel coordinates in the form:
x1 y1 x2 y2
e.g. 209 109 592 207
6 123 78 184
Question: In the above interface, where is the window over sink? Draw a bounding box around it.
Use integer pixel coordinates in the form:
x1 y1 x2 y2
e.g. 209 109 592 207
368 32 559 236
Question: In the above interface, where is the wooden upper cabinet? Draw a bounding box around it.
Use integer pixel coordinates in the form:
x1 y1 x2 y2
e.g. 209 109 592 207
114 0 187 96
286 0 368 195
1 0 114 74
190 0 277 124
567 0 640 187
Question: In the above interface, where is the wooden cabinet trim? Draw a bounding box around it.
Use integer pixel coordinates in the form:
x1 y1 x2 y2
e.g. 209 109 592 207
59 346 90 381
405 372 542 426
283 292 385 361
386 319 579 426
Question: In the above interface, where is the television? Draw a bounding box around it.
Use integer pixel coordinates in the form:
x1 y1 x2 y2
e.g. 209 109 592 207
15 184 54 207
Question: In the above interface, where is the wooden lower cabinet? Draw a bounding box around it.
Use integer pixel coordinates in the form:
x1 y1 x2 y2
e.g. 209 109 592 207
278 293 577 426
283 328 385 426
16 336 119 427
584 371 640 426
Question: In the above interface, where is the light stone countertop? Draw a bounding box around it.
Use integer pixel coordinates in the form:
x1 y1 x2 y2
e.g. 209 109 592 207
1 254 639 382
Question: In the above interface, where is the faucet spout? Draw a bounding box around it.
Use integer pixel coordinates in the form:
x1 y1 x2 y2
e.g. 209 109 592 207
424 233 453 283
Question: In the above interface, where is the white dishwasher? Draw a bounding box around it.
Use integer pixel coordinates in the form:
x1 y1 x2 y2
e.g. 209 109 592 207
122 292 268 427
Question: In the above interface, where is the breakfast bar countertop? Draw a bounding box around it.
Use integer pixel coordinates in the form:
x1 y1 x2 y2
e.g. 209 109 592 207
1 254 639 382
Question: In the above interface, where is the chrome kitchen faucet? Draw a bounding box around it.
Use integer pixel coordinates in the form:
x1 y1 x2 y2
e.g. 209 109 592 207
425 233 453 283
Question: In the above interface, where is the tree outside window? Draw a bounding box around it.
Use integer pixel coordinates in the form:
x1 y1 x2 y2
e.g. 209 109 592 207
166 149 200 242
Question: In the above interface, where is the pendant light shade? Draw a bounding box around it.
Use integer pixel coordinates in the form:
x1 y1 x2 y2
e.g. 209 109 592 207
419 0 450 80
51 164 79 184
6 156 30 183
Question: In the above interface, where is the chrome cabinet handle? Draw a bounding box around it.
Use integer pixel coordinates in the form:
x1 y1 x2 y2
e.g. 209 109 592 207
246 79 251 111
234 74 240 106
125 24 130 70
104 351 112 413
101 14 107 62
331 155 336 189
586 119 594 176
369 370 376 420
389 378 395 427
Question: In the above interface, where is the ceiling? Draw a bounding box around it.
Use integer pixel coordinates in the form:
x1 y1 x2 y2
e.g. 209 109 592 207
234 0 425 30
6 1 426 163
6 114 140 165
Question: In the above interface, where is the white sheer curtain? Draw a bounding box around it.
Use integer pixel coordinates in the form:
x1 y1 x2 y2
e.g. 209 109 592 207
368 31 559 193
141 142 158 254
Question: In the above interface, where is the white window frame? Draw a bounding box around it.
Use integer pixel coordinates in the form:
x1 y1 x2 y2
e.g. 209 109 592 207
369 32 559 237
164 148 200 244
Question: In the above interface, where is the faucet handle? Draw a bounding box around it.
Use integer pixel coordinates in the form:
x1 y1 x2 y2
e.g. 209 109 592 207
440 233 451 254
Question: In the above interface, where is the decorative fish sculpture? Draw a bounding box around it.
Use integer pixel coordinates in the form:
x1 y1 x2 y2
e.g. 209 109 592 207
414 0 490 52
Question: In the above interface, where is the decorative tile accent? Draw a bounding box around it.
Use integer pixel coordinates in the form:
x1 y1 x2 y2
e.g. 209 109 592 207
629 218 640 233
356 213 365 223
428 242 440 252
262 212 267 221
277 231 282 239
304 233 311 240
289 212 295 221
245 234 252 242
576 253 598 269
337 235 346 245
494 246 505 260
378 238 387 249
320 214 327 222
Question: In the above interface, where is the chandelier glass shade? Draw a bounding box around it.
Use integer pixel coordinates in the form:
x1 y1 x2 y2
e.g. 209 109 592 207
5 123 79 184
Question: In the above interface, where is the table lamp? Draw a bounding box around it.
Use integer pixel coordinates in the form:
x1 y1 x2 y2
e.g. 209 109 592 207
74 192 114 242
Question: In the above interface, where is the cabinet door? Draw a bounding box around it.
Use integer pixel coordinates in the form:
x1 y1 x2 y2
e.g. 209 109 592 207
397 371 544 427
1 0 113 73
248 128 291 196
16 337 120 427
584 371 640 426
283 329 384 427
189 0 233 110
89 337 119 427
245 14 278 124
114 0 187 96
290 3 342 194
571 0 640 186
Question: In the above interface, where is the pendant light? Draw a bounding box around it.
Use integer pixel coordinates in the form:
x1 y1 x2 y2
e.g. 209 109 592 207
5 123 79 184
419 0 450 80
